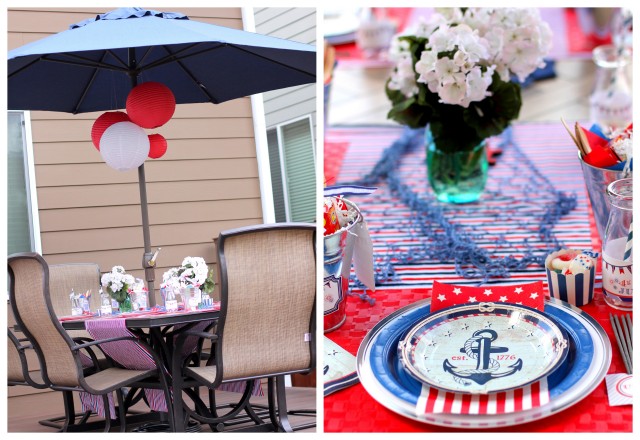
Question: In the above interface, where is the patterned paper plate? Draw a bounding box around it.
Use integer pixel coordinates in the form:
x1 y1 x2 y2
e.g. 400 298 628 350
398 303 570 394
356 298 611 429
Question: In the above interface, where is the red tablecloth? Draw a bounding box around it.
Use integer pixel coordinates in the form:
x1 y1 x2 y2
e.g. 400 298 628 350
324 287 632 432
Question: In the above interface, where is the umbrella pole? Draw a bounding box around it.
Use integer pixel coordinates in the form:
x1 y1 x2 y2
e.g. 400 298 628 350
129 49 157 305
138 164 156 305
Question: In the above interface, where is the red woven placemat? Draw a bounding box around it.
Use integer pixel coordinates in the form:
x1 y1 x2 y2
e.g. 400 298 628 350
324 287 632 432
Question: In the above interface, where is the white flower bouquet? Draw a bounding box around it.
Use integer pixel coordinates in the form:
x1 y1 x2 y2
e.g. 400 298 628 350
386 7 552 152
101 265 135 303
161 256 215 294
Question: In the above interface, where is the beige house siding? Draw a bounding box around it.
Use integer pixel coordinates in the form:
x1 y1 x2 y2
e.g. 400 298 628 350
254 8 317 134
8 7 263 299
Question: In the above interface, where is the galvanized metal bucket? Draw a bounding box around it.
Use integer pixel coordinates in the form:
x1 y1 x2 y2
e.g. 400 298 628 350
579 153 632 240
324 198 362 333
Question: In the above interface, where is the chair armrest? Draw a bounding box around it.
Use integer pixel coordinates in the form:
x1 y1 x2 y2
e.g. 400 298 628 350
72 335 142 351
72 336 113 370
172 331 218 383
8 329 33 351
179 331 218 341
74 335 166 381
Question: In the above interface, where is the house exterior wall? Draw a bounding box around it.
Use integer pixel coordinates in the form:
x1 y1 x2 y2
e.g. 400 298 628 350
254 7 316 135
7 7 263 307
8 6 264 401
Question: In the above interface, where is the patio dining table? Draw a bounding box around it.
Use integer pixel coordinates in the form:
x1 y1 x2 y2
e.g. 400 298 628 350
60 307 223 431
61 307 220 368
323 122 633 432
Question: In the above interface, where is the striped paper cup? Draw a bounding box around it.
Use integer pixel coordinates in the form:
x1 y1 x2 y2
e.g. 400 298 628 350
545 249 596 307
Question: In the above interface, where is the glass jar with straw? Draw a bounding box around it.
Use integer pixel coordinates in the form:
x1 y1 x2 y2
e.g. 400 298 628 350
602 178 632 310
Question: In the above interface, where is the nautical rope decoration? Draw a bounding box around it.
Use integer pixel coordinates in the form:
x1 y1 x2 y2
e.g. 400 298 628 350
338 126 579 288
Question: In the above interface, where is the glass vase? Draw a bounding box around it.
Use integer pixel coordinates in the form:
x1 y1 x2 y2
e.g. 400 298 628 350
118 296 132 313
589 44 632 129
425 129 488 204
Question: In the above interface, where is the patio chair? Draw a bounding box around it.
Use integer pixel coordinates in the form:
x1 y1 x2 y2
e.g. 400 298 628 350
8 252 174 432
8 325 101 431
171 223 316 432
48 262 157 424
48 263 112 367
8 328 47 389
48 263 101 318
8 292 100 432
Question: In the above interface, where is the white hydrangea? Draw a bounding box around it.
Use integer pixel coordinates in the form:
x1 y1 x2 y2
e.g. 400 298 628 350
414 23 492 108
161 256 210 290
161 267 181 291
101 266 134 295
387 38 419 98
461 8 552 82
390 7 552 107
181 256 209 287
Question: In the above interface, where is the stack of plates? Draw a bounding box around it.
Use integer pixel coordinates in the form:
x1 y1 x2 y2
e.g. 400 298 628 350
357 298 611 428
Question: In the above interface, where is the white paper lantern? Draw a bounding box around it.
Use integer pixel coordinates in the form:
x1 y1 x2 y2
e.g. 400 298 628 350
100 121 150 171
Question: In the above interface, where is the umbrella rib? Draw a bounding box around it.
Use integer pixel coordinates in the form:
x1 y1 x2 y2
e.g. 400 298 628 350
137 46 155 67
72 51 110 114
39 54 129 72
159 45 221 104
228 45 315 79
105 49 130 70
137 42 211 71
8 57 41 79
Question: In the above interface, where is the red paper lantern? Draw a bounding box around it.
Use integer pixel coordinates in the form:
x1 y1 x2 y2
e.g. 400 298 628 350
126 82 176 129
91 111 129 150
148 134 168 159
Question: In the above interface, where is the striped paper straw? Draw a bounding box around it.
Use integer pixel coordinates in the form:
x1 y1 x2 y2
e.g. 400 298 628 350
623 220 633 261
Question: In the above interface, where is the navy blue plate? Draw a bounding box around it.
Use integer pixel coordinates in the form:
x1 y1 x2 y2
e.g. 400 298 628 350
357 298 610 428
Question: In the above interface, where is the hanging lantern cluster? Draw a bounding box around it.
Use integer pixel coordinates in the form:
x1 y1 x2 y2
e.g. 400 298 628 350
91 82 175 171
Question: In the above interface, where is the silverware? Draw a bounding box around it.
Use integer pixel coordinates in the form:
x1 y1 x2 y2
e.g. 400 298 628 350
610 313 633 374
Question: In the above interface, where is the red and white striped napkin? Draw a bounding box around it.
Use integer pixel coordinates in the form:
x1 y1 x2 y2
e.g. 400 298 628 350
417 379 550 416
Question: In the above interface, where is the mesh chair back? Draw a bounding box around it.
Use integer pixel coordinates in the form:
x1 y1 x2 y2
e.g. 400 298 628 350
216 224 315 380
7 333 26 383
8 254 81 387
49 263 100 317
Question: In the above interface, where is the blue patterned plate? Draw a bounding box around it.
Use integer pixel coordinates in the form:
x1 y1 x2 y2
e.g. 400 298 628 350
398 302 569 394
357 298 611 429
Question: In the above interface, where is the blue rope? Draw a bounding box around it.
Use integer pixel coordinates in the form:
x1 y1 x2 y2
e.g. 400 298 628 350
344 126 577 290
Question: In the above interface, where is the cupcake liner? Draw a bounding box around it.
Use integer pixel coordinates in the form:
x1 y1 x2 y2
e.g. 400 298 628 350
545 249 597 307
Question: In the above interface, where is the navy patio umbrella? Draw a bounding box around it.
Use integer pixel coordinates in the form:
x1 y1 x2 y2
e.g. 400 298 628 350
8 7 316 298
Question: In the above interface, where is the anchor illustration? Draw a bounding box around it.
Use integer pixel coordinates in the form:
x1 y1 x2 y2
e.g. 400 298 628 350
443 329 523 385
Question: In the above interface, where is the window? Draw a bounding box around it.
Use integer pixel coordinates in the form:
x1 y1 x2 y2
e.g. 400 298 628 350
7 111 40 254
266 116 316 223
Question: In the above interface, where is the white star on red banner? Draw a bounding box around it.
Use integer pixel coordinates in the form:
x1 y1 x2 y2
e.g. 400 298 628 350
431 281 545 312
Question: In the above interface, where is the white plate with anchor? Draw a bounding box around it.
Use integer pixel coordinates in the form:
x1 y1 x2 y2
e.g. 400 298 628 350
398 302 570 394
357 298 611 428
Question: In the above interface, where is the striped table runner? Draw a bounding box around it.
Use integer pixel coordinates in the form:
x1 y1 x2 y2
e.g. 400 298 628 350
81 318 159 418
80 317 262 419
327 123 597 290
